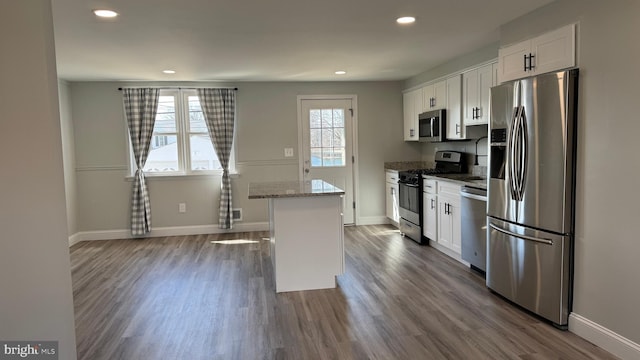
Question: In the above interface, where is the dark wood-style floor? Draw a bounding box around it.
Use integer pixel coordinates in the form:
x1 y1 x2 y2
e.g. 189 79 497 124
70 225 616 360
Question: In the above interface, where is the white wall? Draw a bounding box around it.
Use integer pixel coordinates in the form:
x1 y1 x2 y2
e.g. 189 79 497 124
59 81 78 239
0 1 77 359
70 81 421 233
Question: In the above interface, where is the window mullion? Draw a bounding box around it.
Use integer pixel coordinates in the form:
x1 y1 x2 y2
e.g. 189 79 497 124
172 90 186 175
180 90 192 174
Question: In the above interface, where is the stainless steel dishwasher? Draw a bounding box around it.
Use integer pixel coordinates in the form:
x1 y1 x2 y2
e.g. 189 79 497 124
460 185 487 273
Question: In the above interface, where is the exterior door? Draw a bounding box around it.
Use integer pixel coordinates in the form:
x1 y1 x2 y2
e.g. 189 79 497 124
300 98 355 224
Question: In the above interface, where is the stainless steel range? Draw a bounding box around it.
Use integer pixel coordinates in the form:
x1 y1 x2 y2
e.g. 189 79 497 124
398 151 466 244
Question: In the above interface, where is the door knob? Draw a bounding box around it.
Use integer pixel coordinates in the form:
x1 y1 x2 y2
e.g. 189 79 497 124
304 168 310 174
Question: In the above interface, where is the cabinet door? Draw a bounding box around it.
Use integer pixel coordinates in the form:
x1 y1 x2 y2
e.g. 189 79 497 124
423 193 437 240
386 182 399 223
462 69 479 125
437 197 453 250
422 84 433 111
449 200 462 254
432 80 447 109
476 64 493 124
403 89 420 141
497 39 530 84
531 24 575 76
446 75 464 140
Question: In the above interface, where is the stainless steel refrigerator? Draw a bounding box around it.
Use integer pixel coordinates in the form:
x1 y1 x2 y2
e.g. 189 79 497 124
487 69 578 328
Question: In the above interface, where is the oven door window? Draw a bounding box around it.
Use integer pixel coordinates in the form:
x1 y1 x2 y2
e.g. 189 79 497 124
399 183 420 213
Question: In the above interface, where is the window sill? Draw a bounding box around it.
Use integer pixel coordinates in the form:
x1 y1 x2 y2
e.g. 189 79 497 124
125 171 240 181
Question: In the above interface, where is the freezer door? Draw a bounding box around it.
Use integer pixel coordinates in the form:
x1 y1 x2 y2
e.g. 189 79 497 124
488 81 519 223
486 217 572 327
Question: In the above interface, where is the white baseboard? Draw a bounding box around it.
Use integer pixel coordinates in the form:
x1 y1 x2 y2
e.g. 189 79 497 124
428 239 470 267
569 313 640 360
68 222 269 244
356 216 390 226
68 232 82 247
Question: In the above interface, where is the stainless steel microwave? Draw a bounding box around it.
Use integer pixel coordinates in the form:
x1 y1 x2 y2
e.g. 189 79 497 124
419 109 446 142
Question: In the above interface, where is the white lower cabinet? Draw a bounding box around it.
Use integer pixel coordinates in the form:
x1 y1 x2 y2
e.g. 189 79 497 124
422 176 437 242
385 170 399 225
437 192 461 254
424 179 462 255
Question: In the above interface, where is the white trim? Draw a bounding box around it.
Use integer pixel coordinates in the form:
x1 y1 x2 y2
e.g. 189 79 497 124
68 222 269 244
296 94 359 225
235 159 298 166
357 216 391 226
403 58 499 93
76 165 128 172
68 233 82 247
569 313 640 360
428 239 470 267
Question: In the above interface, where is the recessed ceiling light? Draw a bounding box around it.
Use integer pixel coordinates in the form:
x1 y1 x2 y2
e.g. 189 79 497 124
396 16 416 24
93 9 118 18
162 70 176 74
335 70 347 75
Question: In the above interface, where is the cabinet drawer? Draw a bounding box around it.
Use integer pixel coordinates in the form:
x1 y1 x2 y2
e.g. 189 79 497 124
386 170 399 184
438 181 461 198
423 179 437 193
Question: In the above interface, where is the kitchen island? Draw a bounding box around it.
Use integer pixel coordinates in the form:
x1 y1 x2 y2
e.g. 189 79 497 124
248 180 345 293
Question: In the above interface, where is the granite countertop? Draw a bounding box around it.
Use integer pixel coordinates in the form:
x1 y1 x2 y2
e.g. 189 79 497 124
423 174 487 190
248 180 345 199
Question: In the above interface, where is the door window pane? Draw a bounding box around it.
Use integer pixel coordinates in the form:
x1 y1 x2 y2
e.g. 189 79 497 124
309 108 346 168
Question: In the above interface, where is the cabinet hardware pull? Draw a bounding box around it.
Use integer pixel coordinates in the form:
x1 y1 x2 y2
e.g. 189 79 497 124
472 108 476 119
431 199 435 209
529 53 535 70
523 54 528 71
410 128 415 137
455 124 460 134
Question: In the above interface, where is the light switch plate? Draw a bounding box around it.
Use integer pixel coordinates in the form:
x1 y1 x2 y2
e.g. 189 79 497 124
284 148 294 157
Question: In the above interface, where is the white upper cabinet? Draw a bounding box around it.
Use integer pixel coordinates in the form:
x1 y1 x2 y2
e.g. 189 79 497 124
422 80 447 111
463 63 494 126
446 74 464 140
403 88 422 141
497 24 575 84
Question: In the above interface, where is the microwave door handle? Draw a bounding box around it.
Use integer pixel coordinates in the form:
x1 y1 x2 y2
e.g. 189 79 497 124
430 118 435 137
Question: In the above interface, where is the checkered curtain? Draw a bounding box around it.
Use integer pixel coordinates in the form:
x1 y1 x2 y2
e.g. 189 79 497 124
123 88 160 236
197 89 236 229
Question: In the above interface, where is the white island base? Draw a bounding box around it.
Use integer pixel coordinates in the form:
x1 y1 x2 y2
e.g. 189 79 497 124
249 180 345 293
269 195 344 292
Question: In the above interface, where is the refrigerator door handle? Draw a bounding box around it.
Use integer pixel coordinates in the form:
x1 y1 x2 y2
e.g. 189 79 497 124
489 223 553 245
517 108 528 199
508 106 522 200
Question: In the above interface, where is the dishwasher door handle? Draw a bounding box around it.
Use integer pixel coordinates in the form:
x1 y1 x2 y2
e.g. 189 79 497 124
460 192 487 202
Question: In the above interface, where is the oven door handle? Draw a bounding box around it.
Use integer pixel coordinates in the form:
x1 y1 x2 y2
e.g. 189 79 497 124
400 183 419 188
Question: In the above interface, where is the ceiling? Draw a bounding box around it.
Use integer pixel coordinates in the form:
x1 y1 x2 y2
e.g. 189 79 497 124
51 0 554 82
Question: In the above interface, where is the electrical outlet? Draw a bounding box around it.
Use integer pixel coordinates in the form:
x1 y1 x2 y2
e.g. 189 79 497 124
178 203 186 213
284 147 294 157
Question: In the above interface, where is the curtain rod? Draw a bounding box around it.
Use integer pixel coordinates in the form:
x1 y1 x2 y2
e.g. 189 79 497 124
118 87 238 91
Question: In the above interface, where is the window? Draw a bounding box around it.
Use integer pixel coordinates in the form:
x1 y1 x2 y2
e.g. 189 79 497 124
130 89 233 176
309 108 346 167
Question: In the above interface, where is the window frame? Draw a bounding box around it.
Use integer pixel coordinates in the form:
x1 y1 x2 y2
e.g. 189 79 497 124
127 88 236 178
